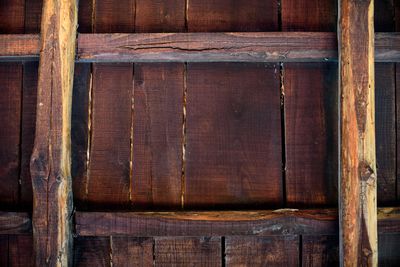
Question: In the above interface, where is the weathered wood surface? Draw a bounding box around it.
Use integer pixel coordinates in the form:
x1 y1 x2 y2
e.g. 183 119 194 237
302 235 339 266
1 33 400 62
339 0 377 266
0 212 31 234
30 0 78 265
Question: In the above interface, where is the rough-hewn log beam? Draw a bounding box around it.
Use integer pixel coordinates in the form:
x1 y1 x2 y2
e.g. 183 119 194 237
0 33 399 62
30 0 78 266
339 0 377 266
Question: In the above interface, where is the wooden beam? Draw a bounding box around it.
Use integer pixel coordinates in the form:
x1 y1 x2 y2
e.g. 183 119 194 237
30 0 78 266
0 33 399 62
0 212 31 234
75 208 400 237
339 0 377 266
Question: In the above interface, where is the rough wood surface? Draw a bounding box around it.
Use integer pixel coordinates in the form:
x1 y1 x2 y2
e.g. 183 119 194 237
0 212 31 234
378 234 400 266
302 235 339 266
30 0 78 265
73 237 110 267
0 34 40 60
112 237 153 267
0 0 25 33
339 0 377 266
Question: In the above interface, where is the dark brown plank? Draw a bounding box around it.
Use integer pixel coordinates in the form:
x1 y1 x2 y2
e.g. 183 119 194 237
94 0 135 33
0 0 25 33
281 0 336 32
376 64 396 204
24 0 43 33
86 64 132 208
111 237 153 267
78 0 94 33
225 236 299 266
378 234 400 266
132 63 183 208
74 237 111 267
0 63 22 208
285 63 338 207
375 0 395 32
302 235 339 267
8 235 33 267
135 0 186 33
71 64 91 208
0 212 31 235
0 235 8 266
187 0 278 32
185 63 282 208
20 62 38 207
397 64 400 201
155 237 221 267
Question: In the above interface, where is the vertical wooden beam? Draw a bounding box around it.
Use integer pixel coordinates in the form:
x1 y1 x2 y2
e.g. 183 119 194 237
339 0 377 266
30 0 78 266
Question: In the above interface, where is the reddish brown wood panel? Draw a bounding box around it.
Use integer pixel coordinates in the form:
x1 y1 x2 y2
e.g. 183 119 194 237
8 235 33 267
225 236 299 266
111 237 153 267
24 0 43 33
135 0 186 33
20 62 38 207
376 64 397 204
74 237 111 267
281 0 336 32
185 63 282 208
302 235 339 266
0 63 22 208
132 63 183 208
187 0 278 32
155 237 221 267
379 234 400 266
71 64 91 208
0 0 25 33
0 235 8 266
87 64 133 208
94 0 135 33
78 0 94 33
284 63 338 207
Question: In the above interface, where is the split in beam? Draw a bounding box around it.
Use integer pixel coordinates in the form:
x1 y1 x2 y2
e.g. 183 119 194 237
0 32 399 62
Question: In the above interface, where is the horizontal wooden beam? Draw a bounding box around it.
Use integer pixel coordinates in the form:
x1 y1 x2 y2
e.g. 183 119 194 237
0 32 399 62
75 208 400 237
0 212 31 234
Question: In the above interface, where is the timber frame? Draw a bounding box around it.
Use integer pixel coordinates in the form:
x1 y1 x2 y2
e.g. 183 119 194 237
0 0 397 266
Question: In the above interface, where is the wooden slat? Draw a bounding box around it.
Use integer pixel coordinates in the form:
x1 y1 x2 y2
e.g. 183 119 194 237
0 235 8 266
111 237 153 267
1 33 400 62
302 235 339 266
73 237 111 267
132 63 183 208
339 0 377 266
0 0 25 33
0 212 31 235
397 64 400 201
185 63 282 208
24 0 43 34
225 236 299 266
93 0 135 33
155 237 221 267
378 234 400 266
30 0 78 265
8 235 33 267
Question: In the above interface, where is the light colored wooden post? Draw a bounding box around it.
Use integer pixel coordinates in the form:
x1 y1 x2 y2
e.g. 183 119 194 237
339 0 377 266
30 0 78 266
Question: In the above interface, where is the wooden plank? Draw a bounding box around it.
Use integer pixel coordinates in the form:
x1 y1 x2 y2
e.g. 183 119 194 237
339 0 377 266
0 212 31 235
0 0 25 33
375 64 396 204
86 64 132 208
0 34 40 60
93 0 135 33
375 0 395 32
71 64 91 208
0 63 22 208
20 62 38 207
397 65 400 201
155 237 221 267
77 0 94 33
24 0 43 33
8 235 33 267
0 235 8 266
285 63 338 206
111 237 153 267
132 63 183 208
30 0 78 265
302 235 339 266
378 234 400 266
225 236 299 266
187 0 278 32
185 63 282 208
73 237 111 267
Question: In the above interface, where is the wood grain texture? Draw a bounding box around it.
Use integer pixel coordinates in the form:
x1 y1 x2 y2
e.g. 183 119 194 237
155 237 221 267
375 64 396 204
111 237 153 267
302 235 339 266
339 0 377 266
397 64 400 201
0 235 8 266
20 62 38 207
0 34 40 60
225 236 299 266
73 237 111 267
87 64 132 208
185 63 282 208
8 235 33 267
93 0 135 33
24 0 43 33
132 63 183 208
285 63 338 207
0 212 31 234
0 63 22 208
375 0 395 32
378 234 400 266
71 64 90 208
187 0 278 32
77 0 93 33
0 0 25 33
30 0 78 265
